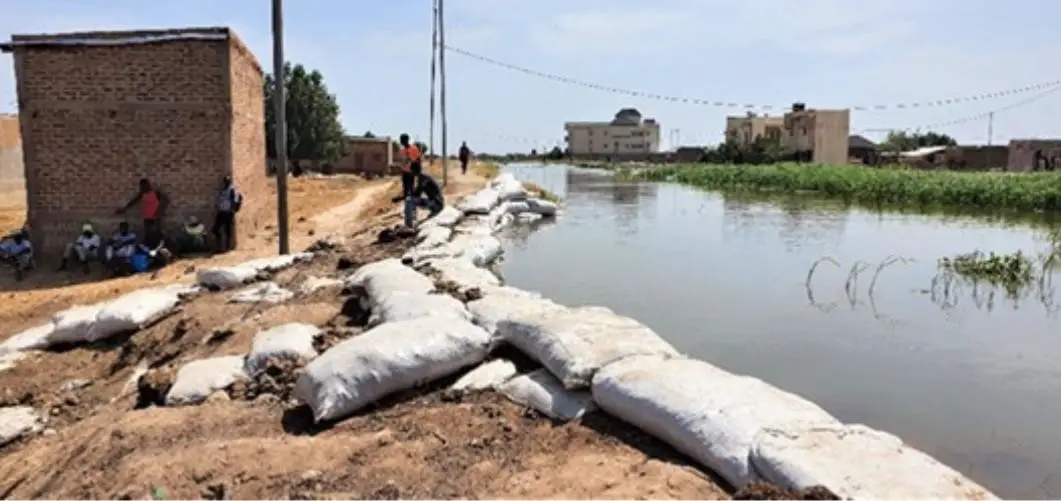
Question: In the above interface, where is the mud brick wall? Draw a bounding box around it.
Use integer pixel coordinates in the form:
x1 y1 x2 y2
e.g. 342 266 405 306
0 114 24 208
330 138 397 177
7 27 268 256
227 35 268 245
1008 139 1061 172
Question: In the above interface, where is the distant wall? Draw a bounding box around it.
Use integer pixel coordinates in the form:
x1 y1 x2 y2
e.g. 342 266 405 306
1008 139 1061 172
0 114 25 207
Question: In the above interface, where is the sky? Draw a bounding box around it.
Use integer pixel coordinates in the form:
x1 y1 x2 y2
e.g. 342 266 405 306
2 0 1061 153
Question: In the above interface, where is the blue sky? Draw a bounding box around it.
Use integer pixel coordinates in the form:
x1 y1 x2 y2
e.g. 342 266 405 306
2 0 1061 153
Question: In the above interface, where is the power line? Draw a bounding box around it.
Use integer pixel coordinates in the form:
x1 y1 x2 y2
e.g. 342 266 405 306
444 44 1061 112
859 84 1061 133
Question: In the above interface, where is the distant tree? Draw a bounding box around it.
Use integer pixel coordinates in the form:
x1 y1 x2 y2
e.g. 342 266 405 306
264 62 345 162
701 131 782 164
414 141 429 155
363 130 375 138
545 146 564 160
880 130 957 151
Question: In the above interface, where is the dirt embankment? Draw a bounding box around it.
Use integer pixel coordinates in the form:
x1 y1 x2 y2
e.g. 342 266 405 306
0 166 826 500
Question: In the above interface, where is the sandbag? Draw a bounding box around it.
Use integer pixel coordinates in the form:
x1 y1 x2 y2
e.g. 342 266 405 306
295 317 491 422
449 359 518 393
165 355 248 406
416 225 452 249
492 173 528 202
459 235 503 267
499 200 532 215
497 307 678 389
367 291 471 326
0 406 44 446
750 424 997 500
429 205 463 227
526 197 558 216
48 304 105 345
460 187 501 214
467 293 564 336
498 368 596 421
197 265 259 289
0 323 55 354
425 258 501 293
230 281 294 304
343 258 435 302
245 323 321 375
86 289 182 342
591 355 839 488
401 245 460 268
241 252 314 272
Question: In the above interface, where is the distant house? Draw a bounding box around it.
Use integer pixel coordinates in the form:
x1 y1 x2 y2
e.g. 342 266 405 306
325 136 399 178
847 134 877 164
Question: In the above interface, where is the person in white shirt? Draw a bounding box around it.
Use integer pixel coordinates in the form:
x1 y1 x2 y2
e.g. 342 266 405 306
60 223 101 273
3 230 33 281
105 222 138 263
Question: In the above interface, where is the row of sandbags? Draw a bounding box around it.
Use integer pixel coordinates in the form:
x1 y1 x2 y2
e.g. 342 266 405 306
289 180 996 500
0 254 317 371
458 172 559 220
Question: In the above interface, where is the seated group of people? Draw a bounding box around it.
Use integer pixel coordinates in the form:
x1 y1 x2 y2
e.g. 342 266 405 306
59 217 211 276
0 216 211 281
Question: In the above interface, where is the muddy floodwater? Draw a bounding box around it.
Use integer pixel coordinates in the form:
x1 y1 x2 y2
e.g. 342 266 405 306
499 163 1061 499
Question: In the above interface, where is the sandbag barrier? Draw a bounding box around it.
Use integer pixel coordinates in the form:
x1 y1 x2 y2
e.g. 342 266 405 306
299 176 995 500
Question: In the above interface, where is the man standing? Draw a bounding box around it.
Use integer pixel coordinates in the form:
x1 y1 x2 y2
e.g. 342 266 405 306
459 141 471 175
397 133 423 199
116 178 168 244
212 175 243 253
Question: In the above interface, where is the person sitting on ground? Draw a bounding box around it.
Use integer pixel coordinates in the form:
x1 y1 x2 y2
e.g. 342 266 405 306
104 222 138 270
4 230 34 281
175 216 210 256
392 171 445 227
59 223 101 273
134 230 172 272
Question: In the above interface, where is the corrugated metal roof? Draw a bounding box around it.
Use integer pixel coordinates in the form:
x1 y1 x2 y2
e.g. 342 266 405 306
899 145 949 158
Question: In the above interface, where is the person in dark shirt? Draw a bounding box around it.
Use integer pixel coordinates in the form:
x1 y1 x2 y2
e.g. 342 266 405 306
392 172 444 227
458 141 471 175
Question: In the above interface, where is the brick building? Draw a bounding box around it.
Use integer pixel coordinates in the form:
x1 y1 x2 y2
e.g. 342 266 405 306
1 27 268 256
1007 139 1061 172
325 136 398 177
0 113 23 207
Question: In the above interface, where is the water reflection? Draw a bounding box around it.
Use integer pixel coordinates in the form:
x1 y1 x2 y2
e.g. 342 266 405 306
499 163 1061 499
496 215 556 251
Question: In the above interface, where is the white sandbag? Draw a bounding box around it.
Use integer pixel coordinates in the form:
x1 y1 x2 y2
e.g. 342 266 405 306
146 283 203 298
165 355 249 406
467 293 564 336
416 225 452 249
591 356 839 488
0 406 44 446
460 187 501 214
526 197 558 216
426 258 501 293
86 289 182 342
401 245 460 268
750 424 997 500
428 205 463 227
459 235 503 267
48 304 106 345
453 217 494 236
491 213 515 233
492 173 528 202
245 323 322 375
197 265 259 289
367 291 471 326
343 259 435 302
498 368 597 421
242 252 314 272
295 317 491 422
449 359 518 393
299 276 343 294
0 323 55 354
230 281 295 304
499 200 532 215
498 307 678 389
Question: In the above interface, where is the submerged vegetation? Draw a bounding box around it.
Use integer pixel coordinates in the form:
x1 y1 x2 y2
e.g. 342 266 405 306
633 164 1061 212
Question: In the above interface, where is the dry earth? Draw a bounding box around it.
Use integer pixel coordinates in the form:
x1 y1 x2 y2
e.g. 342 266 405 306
0 163 831 500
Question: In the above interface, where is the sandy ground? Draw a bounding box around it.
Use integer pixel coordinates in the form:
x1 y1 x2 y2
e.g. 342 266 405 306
0 163 834 500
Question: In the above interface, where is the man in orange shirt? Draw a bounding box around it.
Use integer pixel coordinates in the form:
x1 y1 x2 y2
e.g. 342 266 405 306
397 133 422 199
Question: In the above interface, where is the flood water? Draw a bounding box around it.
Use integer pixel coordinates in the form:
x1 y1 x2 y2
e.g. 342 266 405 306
499 163 1061 499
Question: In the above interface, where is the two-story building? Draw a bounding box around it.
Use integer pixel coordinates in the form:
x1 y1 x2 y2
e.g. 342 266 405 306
564 108 661 160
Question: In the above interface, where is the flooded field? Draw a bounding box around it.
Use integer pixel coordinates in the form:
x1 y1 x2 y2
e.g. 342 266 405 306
499 163 1061 499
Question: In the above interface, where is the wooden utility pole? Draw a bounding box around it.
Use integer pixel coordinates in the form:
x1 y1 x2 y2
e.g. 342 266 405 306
438 0 449 186
428 0 438 169
271 0 290 254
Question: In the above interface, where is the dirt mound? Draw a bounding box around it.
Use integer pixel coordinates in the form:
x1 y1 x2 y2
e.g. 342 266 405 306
732 481 839 500
230 357 304 403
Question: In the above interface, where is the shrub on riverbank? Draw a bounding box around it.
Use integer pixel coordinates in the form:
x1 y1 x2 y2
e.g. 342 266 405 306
634 164 1061 212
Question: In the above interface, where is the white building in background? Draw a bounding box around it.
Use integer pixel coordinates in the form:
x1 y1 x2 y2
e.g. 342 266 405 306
564 108 661 157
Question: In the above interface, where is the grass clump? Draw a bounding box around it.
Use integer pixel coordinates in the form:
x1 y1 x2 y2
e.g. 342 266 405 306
634 163 1061 212
521 181 560 203
938 251 1035 289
